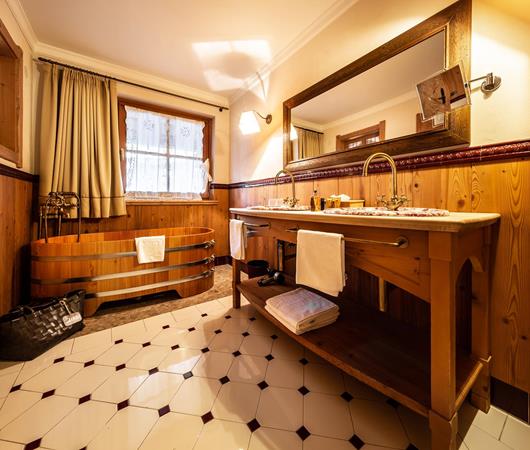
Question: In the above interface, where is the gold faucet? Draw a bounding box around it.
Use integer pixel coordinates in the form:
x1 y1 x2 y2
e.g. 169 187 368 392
362 152 408 211
274 169 299 208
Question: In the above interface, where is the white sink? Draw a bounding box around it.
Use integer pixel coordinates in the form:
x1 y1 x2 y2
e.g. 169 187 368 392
324 207 450 217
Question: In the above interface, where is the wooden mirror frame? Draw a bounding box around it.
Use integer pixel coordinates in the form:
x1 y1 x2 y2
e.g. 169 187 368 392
0 18 23 168
283 0 470 172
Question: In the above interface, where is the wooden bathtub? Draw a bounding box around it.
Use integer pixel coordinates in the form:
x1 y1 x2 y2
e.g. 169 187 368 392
31 227 215 316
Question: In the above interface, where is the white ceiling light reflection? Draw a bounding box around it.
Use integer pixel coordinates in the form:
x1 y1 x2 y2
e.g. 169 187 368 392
192 40 271 93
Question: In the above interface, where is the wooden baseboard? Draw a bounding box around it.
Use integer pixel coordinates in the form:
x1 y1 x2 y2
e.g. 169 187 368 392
491 377 529 423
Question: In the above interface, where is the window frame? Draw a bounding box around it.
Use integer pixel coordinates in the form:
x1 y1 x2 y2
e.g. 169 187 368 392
335 120 386 152
117 98 212 200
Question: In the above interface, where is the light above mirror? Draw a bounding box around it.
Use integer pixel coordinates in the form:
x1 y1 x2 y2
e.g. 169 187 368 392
238 110 273 135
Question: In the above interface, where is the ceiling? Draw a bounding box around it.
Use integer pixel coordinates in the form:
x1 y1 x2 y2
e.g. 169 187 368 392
19 0 345 99
292 31 445 126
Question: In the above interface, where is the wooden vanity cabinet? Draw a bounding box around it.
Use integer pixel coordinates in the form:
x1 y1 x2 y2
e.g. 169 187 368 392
231 208 498 450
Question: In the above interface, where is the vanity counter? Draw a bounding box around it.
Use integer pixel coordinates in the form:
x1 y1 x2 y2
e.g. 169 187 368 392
230 207 500 233
231 207 499 450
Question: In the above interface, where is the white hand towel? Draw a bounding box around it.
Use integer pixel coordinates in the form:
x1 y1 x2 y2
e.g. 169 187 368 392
135 235 165 264
295 230 345 296
230 219 246 260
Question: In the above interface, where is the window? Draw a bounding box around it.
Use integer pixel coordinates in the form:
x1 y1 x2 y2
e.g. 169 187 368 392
118 99 212 200
335 120 386 152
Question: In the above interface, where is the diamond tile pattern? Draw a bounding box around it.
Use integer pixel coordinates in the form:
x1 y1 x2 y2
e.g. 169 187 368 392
0 293 524 450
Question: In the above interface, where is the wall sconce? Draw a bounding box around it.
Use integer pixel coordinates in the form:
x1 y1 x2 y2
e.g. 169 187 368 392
239 110 272 135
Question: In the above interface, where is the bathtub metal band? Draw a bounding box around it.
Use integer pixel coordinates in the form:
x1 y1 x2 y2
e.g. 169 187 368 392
32 239 216 262
31 255 215 285
84 268 214 299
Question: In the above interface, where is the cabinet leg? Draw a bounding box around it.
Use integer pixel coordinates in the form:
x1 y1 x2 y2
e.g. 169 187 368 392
470 268 491 413
429 409 458 450
232 258 241 309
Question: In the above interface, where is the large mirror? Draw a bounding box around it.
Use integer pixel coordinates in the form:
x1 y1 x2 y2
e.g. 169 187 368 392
283 0 470 172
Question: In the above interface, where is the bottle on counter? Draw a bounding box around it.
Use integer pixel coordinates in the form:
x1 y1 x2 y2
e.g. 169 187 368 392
310 189 321 211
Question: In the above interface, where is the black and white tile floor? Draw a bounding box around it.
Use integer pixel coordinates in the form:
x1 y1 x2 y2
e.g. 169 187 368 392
0 295 528 450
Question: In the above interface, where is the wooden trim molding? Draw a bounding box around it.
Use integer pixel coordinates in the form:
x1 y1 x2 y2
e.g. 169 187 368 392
229 139 530 188
210 183 231 189
0 163 37 183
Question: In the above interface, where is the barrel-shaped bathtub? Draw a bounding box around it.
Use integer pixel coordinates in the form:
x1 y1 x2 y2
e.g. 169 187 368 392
31 227 215 316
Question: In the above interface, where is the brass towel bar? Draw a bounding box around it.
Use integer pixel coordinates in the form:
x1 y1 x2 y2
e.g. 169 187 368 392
285 227 409 249
243 222 270 229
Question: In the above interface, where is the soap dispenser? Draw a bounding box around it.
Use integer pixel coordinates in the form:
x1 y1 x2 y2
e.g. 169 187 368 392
310 189 321 211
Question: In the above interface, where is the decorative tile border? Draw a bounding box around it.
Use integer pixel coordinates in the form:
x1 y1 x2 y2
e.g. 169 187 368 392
215 139 530 189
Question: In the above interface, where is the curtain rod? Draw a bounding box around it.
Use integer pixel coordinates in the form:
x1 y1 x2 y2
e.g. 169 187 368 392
36 57 229 112
294 125 323 134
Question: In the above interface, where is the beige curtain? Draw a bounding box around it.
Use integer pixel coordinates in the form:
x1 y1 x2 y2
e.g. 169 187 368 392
295 126 323 159
39 64 126 218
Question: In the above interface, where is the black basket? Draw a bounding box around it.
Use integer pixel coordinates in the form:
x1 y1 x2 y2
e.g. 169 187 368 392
0 290 85 361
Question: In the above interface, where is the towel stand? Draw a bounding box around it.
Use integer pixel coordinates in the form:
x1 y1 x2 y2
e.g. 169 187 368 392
285 227 409 249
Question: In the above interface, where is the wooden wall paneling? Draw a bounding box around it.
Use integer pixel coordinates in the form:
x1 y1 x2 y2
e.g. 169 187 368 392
314 178 339 198
297 180 314 206
472 160 530 392
338 176 354 199
0 173 33 314
368 172 392 207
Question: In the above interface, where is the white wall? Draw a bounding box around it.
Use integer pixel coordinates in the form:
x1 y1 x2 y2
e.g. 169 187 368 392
0 0 35 173
470 1 530 145
230 0 530 182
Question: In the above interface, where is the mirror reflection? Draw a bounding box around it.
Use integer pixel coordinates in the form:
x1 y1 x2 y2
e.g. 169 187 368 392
289 31 446 162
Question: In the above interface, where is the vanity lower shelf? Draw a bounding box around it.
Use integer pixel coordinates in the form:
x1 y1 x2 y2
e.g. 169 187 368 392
237 278 483 417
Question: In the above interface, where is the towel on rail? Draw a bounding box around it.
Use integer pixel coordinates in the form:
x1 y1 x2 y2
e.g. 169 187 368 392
135 235 165 264
295 229 345 296
265 288 339 335
230 219 246 260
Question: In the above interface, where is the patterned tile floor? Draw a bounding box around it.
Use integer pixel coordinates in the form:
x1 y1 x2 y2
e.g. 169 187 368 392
0 294 529 449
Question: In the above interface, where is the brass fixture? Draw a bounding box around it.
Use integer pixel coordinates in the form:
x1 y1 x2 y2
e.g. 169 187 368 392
39 192 81 243
274 169 299 208
362 152 408 211
466 72 501 93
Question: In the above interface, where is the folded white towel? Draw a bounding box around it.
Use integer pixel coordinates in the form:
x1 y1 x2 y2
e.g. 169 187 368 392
265 304 339 335
265 288 339 334
295 230 345 296
135 235 165 264
230 219 246 260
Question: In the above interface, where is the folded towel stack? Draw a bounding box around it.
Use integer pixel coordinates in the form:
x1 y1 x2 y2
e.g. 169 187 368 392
135 235 166 264
265 288 339 335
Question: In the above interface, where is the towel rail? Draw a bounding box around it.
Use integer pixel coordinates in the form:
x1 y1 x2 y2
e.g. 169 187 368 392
244 222 270 229
285 227 408 249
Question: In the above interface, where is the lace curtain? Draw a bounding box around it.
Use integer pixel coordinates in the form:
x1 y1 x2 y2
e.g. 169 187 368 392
124 106 210 199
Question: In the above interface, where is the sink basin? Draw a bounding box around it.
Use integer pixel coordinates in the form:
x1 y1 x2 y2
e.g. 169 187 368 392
247 205 310 211
324 207 450 217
